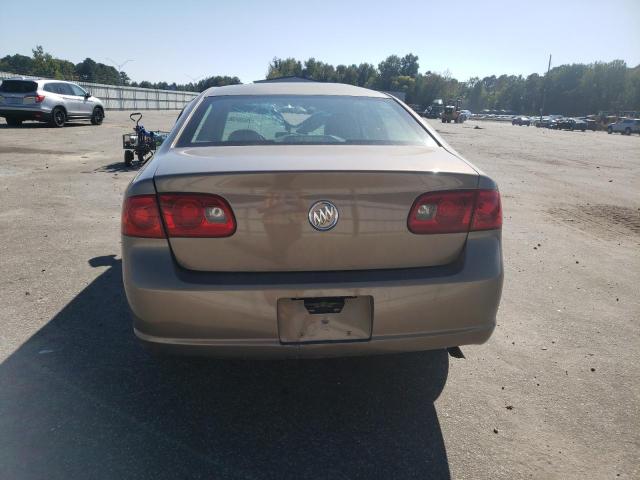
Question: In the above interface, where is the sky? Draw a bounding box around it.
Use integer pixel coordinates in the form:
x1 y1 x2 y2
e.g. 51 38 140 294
1 0 639 84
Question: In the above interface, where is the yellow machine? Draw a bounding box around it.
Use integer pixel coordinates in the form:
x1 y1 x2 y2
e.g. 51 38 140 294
441 99 464 123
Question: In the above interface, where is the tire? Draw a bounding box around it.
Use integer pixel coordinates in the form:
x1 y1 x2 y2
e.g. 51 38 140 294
625 127 631 136
5 117 22 127
124 150 134 167
607 127 613 134
90 107 104 125
137 152 145 163
441 118 446 123
49 107 66 127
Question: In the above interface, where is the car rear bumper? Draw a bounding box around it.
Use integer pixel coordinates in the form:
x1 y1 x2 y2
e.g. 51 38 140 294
123 230 503 358
0 107 51 121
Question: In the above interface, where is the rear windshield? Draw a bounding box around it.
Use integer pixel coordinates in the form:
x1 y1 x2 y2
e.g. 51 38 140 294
177 95 436 147
0 80 38 93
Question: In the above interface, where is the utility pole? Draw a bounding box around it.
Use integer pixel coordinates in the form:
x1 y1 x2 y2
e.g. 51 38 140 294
185 74 207 92
185 74 205 83
106 58 134 110
540 54 552 122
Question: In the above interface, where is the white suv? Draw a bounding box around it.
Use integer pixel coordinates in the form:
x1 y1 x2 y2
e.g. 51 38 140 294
0 78 105 127
607 118 640 135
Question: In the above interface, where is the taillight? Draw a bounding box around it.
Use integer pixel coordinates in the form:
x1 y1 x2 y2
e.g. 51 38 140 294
23 95 45 104
408 190 475 234
159 194 236 237
122 195 165 238
408 189 501 234
470 189 502 231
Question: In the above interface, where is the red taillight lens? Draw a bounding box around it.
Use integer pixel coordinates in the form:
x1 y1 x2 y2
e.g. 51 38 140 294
408 190 475 234
159 194 236 237
470 189 502 231
35 94 45 103
122 195 165 238
408 189 502 234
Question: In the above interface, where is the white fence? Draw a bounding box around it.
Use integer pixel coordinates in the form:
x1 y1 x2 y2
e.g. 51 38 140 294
0 72 199 110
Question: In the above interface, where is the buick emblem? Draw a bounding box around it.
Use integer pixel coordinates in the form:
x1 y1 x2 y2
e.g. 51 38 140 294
308 201 339 231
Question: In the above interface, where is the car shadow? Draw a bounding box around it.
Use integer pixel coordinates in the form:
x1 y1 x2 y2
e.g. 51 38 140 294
94 162 139 173
0 256 451 480
94 158 152 173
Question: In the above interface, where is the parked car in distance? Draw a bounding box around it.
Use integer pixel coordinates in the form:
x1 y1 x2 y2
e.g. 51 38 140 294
555 117 587 131
533 116 546 127
546 115 564 129
580 117 598 131
534 116 555 128
607 118 640 135
568 118 587 131
459 109 472 121
512 115 531 126
0 78 105 127
122 82 503 358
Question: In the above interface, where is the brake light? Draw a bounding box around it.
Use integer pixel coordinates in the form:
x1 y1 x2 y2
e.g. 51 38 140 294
408 190 475 234
122 195 164 238
159 194 236 237
470 189 502 231
408 189 501 234
22 95 44 104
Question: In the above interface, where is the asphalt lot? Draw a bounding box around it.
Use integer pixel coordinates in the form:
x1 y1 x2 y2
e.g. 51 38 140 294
0 112 638 479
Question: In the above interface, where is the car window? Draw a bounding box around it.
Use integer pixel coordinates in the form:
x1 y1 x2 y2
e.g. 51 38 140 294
178 95 437 147
69 84 86 96
43 84 57 93
56 83 74 95
0 80 37 93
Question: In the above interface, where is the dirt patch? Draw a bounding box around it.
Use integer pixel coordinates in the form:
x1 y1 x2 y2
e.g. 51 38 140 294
549 204 640 238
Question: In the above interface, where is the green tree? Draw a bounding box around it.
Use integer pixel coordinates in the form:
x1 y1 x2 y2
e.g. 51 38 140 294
377 55 402 90
400 54 419 77
267 57 303 79
0 54 34 75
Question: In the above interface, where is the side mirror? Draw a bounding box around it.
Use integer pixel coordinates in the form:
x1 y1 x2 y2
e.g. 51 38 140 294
84 92 91 99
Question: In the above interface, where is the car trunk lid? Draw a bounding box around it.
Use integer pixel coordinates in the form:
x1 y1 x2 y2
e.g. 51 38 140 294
153 145 479 272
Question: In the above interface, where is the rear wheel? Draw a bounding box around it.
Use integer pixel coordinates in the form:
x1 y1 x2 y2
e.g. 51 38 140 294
90 107 104 125
607 126 613 134
5 117 22 127
50 107 66 127
625 127 631 135
124 150 134 167
137 152 146 163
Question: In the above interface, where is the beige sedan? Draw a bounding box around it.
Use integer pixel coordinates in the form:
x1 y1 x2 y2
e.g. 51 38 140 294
122 82 503 357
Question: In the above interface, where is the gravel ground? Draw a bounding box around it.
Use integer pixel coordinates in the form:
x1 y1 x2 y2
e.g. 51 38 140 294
0 112 638 479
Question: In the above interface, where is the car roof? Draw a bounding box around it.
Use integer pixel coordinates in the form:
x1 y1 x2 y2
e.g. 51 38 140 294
203 82 390 98
39 79 74 84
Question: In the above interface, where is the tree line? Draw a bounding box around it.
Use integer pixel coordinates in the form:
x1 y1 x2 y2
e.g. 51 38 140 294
1 47 638 116
266 55 640 116
0 47 240 92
